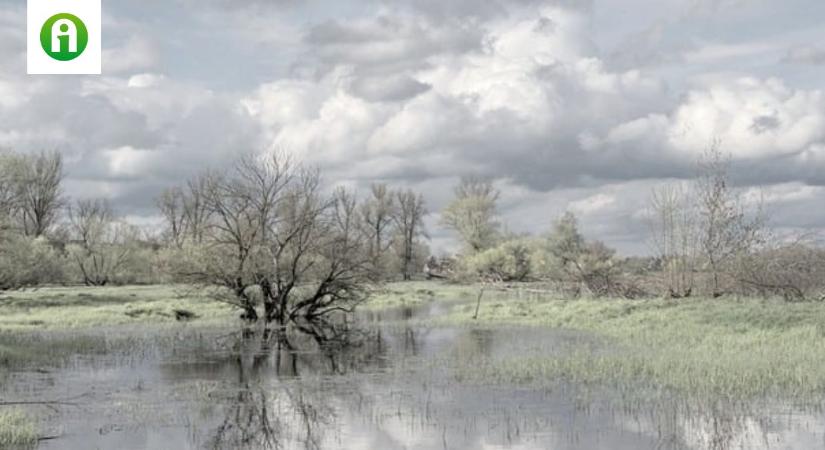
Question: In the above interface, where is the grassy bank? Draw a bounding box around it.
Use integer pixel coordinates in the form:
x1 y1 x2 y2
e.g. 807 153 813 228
0 281 471 330
362 281 478 310
0 285 237 368
0 285 235 331
0 282 458 367
438 290 825 400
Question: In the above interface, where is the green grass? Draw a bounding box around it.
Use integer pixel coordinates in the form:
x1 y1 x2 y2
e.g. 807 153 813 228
0 409 37 448
0 282 475 329
0 282 471 329
438 290 825 400
0 284 240 368
0 284 235 330
363 281 478 310
4 281 825 401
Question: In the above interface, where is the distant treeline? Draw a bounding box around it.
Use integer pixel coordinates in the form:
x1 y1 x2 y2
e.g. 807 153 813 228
2 146 825 313
434 144 825 302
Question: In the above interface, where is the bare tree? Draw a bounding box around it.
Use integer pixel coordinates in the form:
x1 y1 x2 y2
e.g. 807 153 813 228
67 199 137 286
156 187 187 248
696 145 765 297
393 189 427 281
440 176 499 252
185 160 286 321
16 150 64 237
0 153 21 228
173 153 373 326
648 182 698 298
736 233 825 302
359 183 395 279
183 173 211 243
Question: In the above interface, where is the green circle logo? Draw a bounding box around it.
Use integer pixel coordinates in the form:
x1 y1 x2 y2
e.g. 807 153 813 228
40 13 88 61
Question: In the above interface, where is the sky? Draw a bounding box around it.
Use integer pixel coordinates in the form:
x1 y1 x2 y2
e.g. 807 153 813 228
2 0 825 254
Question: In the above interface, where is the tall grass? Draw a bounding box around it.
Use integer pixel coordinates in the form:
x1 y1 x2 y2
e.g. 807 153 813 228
0 409 37 448
439 291 825 400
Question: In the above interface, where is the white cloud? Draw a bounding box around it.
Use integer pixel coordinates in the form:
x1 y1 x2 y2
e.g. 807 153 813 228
243 5 669 187
667 77 825 159
104 146 157 178
103 35 160 75
570 192 616 214
82 74 217 130
2 0 825 252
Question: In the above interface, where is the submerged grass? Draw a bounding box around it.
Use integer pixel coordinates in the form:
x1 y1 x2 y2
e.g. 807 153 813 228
0 409 37 448
439 290 825 400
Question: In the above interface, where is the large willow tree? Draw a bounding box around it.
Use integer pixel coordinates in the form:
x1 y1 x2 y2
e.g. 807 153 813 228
172 153 373 326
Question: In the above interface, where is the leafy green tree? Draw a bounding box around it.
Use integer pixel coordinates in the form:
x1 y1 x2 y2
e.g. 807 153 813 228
440 176 500 253
0 234 64 290
464 238 534 282
541 212 620 297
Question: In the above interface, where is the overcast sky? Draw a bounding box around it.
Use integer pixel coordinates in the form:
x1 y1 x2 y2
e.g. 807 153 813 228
3 0 825 254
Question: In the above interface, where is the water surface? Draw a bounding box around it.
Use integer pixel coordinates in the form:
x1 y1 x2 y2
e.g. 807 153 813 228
5 301 825 449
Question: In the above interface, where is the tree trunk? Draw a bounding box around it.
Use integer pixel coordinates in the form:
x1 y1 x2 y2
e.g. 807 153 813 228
472 288 485 319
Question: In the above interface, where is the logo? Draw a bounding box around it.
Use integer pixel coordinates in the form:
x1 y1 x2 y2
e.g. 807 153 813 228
27 0 101 75
40 13 89 61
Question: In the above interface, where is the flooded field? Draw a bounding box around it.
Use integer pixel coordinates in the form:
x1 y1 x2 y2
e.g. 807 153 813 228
3 299 825 450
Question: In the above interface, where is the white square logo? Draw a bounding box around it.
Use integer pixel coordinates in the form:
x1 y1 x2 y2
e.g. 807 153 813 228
27 0 101 74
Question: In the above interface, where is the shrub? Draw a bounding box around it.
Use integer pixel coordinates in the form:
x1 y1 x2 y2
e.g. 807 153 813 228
463 238 535 282
0 232 65 290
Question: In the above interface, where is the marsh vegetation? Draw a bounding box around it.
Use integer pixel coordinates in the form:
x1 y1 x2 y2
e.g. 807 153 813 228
3 149 825 449
1 283 825 449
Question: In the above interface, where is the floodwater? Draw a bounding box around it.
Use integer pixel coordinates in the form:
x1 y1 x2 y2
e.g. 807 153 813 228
5 301 825 450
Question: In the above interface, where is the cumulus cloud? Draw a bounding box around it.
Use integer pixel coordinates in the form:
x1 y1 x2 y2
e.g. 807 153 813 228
245 4 669 192
3 0 825 252
589 77 825 186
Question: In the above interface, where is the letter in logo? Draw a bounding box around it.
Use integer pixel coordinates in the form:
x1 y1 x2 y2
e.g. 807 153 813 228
52 19 77 53
40 13 88 61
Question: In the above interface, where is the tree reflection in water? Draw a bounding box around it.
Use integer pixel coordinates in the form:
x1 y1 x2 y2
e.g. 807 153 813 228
206 320 386 450
173 318 811 450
